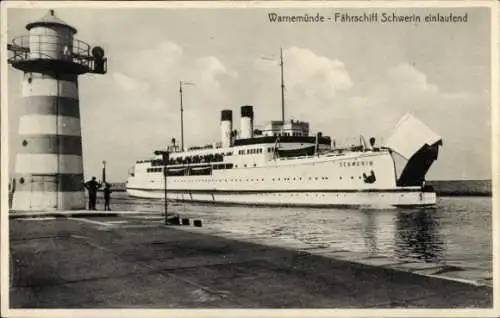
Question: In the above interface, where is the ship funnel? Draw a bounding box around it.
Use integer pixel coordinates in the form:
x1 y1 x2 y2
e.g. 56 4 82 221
240 105 254 139
220 109 233 148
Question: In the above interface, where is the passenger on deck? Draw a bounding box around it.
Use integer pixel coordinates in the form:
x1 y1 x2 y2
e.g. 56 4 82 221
84 177 102 210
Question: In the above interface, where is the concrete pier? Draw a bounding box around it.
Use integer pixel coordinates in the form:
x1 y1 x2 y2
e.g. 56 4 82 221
9 214 492 308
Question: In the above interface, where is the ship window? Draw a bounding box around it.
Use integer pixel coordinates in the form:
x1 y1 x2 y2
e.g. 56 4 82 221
253 163 256 167
369 161 373 166
351 176 354 179
315 177 318 180
244 164 247 167
340 176 343 180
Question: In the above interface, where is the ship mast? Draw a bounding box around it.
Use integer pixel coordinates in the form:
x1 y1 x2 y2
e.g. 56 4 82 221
179 80 184 151
280 47 285 124
179 80 194 151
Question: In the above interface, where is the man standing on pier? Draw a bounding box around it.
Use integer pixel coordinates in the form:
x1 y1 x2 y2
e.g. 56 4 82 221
84 177 102 210
103 182 112 211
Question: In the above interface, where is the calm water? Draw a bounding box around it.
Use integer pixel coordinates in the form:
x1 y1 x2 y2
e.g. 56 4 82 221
107 193 492 283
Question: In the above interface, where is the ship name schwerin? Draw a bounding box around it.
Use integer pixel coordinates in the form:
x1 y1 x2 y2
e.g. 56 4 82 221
126 54 443 208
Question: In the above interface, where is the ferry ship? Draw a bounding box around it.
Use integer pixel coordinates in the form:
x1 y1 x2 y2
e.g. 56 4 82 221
126 50 443 207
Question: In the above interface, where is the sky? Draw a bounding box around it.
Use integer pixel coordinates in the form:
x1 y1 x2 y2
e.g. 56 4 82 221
6 4 493 182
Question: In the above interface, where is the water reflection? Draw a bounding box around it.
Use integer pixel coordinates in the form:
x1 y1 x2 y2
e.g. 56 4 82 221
360 210 378 256
394 209 445 263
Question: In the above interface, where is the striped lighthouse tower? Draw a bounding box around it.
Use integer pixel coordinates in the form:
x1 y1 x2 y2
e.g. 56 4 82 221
7 10 107 211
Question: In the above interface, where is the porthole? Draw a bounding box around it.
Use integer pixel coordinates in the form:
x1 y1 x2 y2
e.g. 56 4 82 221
21 140 28 147
19 177 25 184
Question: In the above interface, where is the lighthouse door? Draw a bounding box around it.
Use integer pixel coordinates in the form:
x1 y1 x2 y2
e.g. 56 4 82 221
29 174 58 210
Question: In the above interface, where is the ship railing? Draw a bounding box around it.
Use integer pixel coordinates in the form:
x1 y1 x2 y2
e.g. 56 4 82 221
166 162 213 169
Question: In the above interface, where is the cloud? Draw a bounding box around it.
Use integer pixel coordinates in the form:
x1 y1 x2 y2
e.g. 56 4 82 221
251 47 353 126
76 39 240 178
387 63 439 95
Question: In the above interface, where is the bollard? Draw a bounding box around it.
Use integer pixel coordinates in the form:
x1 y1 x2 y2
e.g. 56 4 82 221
167 215 180 225
193 220 202 227
181 218 190 226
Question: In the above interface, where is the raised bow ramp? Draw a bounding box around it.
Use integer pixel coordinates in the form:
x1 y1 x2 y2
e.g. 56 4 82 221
384 113 443 187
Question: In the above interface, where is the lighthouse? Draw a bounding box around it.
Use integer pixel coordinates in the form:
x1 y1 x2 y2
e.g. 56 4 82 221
7 10 107 211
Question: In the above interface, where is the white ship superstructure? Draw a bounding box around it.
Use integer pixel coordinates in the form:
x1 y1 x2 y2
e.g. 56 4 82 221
126 106 443 207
